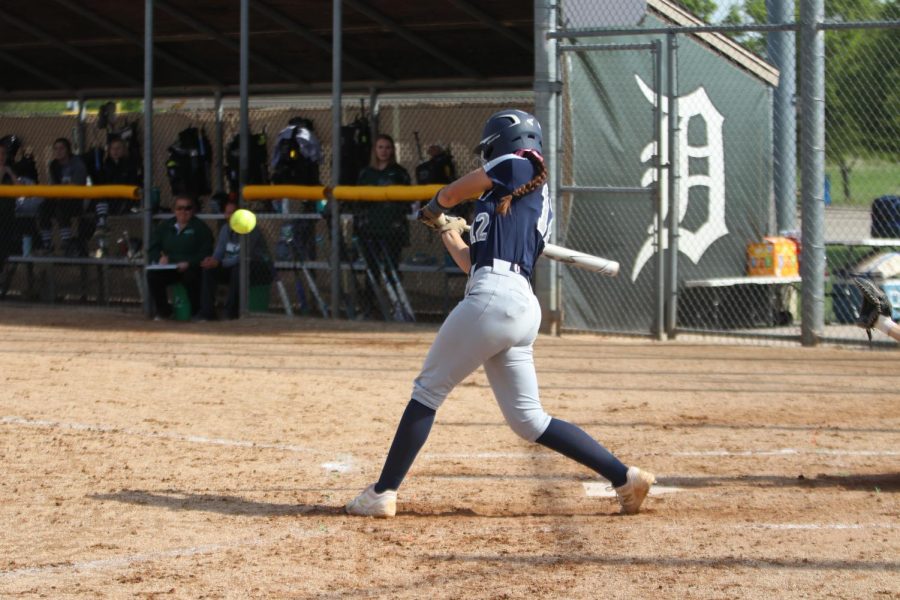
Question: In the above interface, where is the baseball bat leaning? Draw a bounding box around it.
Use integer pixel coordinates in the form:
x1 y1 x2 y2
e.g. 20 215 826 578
457 223 618 277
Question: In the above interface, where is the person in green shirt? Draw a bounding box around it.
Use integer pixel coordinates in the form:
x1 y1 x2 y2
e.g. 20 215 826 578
354 134 411 268
350 134 411 319
147 195 214 320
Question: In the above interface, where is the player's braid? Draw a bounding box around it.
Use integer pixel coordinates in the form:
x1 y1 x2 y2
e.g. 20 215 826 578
497 151 547 216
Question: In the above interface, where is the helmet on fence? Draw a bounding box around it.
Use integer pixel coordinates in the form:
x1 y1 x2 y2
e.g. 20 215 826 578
475 109 542 163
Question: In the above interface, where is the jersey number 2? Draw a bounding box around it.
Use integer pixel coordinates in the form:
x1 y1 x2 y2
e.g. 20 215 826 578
471 212 489 243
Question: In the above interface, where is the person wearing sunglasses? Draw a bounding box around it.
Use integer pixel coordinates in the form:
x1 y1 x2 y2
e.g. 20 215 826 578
147 195 214 320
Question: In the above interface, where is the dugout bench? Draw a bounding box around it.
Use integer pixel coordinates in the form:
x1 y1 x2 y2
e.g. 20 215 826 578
271 258 464 318
1 255 145 305
679 275 801 330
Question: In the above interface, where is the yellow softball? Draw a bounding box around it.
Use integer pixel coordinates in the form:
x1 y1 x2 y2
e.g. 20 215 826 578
229 208 257 234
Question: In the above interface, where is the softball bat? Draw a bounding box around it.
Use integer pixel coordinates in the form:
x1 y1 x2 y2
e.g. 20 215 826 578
457 222 618 277
542 243 619 277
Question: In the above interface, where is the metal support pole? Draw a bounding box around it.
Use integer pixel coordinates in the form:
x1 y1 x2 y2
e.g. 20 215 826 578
665 32 680 338
75 95 86 155
799 0 825 346
142 0 154 318
368 87 379 139
652 40 664 341
238 0 250 316
330 0 342 319
767 0 797 234
214 90 225 194
534 0 559 335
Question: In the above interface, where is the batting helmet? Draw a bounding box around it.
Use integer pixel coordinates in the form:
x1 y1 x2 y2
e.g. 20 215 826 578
475 109 542 163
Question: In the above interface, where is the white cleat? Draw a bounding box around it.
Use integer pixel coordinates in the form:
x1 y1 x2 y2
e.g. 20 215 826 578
345 484 397 518
614 467 656 515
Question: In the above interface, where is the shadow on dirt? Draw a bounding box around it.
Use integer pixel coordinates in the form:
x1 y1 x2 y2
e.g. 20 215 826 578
425 552 900 572
89 489 346 517
0 303 428 338
658 472 900 492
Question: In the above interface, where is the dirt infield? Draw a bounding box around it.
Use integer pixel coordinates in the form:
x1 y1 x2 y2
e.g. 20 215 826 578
0 305 897 599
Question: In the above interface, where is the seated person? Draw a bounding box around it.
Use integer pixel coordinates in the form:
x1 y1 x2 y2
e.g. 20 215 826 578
147 195 214 319
37 137 87 256
198 196 274 320
93 136 141 232
0 143 17 269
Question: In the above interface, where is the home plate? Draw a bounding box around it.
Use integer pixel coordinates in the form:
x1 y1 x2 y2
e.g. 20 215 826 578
321 461 352 473
583 482 683 497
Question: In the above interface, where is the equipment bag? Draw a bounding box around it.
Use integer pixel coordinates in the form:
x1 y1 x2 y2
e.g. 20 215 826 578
415 146 457 185
165 126 212 198
226 131 270 192
339 116 371 185
271 118 322 186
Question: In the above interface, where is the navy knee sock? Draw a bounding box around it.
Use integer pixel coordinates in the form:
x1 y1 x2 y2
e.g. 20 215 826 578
374 399 436 493
536 418 629 487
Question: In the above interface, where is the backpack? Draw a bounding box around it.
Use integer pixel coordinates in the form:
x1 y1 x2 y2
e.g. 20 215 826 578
0 135 38 183
226 131 270 192
12 154 42 216
339 116 371 185
415 146 457 185
13 152 38 183
0 134 22 164
165 126 212 199
270 118 322 186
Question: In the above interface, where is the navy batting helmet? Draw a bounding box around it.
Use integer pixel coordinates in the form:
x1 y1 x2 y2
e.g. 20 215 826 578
475 109 542 163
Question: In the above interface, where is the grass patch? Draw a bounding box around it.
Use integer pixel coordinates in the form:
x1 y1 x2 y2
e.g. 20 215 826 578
825 158 899 207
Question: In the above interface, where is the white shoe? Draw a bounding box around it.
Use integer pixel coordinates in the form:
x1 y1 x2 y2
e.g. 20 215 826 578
345 484 397 517
614 467 656 515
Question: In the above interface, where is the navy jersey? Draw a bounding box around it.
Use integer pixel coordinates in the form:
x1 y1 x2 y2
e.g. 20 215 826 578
470 153 553 279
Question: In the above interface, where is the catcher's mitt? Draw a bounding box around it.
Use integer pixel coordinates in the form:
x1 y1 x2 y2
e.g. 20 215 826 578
853 277 892 341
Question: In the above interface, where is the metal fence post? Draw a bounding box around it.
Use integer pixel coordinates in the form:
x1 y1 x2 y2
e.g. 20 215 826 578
238 0 250 317
665 32 680 338
214 90 224 194
534 0 559 334
330 0 343 319
652 39 664 341
799 0 825 346
142 0 154 318
768 0 798 236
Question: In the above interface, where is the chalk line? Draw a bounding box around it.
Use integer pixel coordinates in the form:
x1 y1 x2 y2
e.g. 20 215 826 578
583 481 684 497
0 526 325 581
424 448 900 459
1 415 353 473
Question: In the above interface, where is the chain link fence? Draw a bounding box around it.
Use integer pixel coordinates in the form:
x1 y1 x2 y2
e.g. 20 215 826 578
821 5 900 343
0 93 530 320
1 1 897 345
557 42 663 336
555 0 899 346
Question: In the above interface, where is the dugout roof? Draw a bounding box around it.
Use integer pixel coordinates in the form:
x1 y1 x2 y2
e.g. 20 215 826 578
0 0 535 99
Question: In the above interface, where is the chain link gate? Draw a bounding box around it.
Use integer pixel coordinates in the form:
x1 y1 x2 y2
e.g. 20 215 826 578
557 41 665 337
554 20 802 343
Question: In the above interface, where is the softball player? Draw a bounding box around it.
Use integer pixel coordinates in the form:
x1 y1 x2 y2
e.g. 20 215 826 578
346 109 655 517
